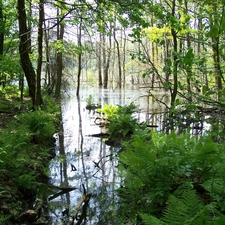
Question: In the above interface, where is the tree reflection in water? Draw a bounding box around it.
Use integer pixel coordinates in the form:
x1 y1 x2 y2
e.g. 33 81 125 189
46 87 165 224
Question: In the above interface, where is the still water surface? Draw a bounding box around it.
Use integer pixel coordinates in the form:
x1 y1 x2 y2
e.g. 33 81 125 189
46 87 163 224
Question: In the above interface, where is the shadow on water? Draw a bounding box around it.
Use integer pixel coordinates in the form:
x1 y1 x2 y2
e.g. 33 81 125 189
41 87 167 224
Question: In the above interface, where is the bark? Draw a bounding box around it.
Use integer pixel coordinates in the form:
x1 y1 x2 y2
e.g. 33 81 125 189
17 0 36 104
103 34 112 89
76 19 82 96
55 7 64 98
98 33 103 87
211 1 224 100
113 27 122 88
184 0 192 101
122 29 126 88
171 0 178 108
0 0 5 87
43 17 51 91
35 0 44 106
0 0 3 57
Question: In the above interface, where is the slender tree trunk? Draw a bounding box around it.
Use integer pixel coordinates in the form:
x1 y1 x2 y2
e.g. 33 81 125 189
122 29 126 88
98 33 102 87
184 0 192 101
211 1 223 100
55 7 64 98
35 0 44 106
103 34 111 89
171 0 178 108
0 0 3 57
113 27 122 88
0 0 5 87
76 19 82 96
43 17 51 92
17 0 36 105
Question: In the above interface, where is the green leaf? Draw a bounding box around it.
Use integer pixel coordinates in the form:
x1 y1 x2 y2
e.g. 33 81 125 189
202 85 207 95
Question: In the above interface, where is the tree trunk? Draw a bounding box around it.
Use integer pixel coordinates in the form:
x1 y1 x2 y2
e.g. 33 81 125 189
98 33 103 87
113 27 122 89
55 7 64 99
35 0 44 106
103 34 111 89
0 0 3 57
17 0 36 105
171 0 178 108
76 19 82 96
122 29 126 88
184 0 192 101
211 1 223 100
0 0 5 87
43 17 51 93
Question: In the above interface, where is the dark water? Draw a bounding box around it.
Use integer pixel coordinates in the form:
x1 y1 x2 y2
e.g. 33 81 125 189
44 87 165 224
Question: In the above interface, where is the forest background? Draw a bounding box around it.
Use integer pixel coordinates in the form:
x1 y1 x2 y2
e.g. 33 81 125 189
1 0 225 224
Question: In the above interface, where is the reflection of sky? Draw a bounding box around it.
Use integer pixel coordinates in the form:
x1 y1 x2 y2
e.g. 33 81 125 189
48 87 200 224
49 87 144 224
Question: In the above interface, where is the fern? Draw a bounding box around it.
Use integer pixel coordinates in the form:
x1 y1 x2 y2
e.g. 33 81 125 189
140 213 166 225
162 187 221 225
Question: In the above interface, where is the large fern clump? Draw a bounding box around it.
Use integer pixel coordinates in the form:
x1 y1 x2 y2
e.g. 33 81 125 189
118 129 225 224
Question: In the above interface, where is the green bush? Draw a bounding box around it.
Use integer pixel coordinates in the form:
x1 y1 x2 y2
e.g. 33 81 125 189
98 103 139 138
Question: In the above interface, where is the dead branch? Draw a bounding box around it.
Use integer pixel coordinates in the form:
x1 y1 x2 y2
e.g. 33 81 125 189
67 193 91 225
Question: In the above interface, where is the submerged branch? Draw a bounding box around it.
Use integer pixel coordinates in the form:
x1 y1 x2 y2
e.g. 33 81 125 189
67 193 91 225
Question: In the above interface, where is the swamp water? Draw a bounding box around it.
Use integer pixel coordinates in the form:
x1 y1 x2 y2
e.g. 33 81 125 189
43 87 165 225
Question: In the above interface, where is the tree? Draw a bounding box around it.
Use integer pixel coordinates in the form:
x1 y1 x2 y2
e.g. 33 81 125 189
35 0 44 106
0 0 4 86
76 18 82 96
17 0 36 105
55 4 65 99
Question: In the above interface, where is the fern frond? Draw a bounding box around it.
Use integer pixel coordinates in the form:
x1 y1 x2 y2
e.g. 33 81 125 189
139 213 166 225
163 187 205 225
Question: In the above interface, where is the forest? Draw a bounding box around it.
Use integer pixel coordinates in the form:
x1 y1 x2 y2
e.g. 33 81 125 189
1 0 225 224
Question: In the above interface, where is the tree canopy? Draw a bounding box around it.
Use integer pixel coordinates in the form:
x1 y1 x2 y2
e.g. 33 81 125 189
0 0 225 110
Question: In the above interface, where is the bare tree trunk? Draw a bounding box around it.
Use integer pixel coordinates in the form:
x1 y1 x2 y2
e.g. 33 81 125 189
17 0 36 105
103 34 112 89
113 27 122 88
0 0 3 58
211 1 223 100
171 0 178 108
55 7 64 98
76 19 82 96
27 0 32 53
35 0 44 106
122 29 126 88
98 33 102 87
184 0 192 101
0 0 5 87
43 18 51 93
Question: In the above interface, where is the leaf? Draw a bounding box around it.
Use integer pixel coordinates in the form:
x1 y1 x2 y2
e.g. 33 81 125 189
206 25 219 37
202 86 207 95
139 213 165 225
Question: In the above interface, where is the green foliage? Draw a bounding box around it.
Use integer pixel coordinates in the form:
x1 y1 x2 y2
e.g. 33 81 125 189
98 103 139 138
86 94 94 107
16 110 56 139
0 97 59 219
118 130 225 224
98 103 120 120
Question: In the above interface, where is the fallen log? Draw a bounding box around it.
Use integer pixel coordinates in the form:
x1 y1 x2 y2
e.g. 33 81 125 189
67 193 91 225
48 187 77 201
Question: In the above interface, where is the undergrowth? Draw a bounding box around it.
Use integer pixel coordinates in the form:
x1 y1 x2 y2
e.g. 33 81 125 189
0 95 60 223
117 129 225 224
